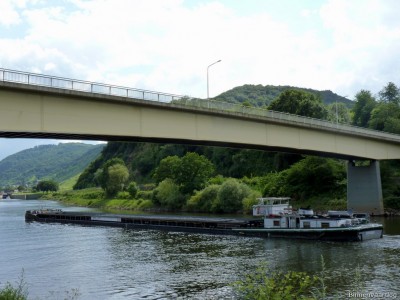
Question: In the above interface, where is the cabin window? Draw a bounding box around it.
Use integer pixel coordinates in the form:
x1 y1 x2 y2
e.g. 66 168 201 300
273 220 280 226
321 222 330 228
303 221 311 229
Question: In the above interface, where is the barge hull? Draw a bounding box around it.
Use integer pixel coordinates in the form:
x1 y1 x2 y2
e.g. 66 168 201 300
232 225 383 242
25 211 383 241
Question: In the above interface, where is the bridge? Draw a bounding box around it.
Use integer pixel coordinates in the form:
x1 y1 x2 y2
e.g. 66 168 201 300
1 68 399 214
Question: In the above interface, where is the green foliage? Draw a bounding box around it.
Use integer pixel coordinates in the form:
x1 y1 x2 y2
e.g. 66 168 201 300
36 180 59 192
242 190 262 213
154 152 215 195
0 143 103 188
284 157 345 200
327 102 351 124
262 157 346 201
233 263 318 300
116 191 132 199
268 89 329 119
95 158 124 189
154 179 185 209
368 102 400 133
153 155 180 183
127 181 138 198
105 163 129 197
352 90 377 127
187 184 220 212
214 179 251 213
178 152 215 194
262 172 288 197
384 197 400 209
0 272 28 300
379 82 400 105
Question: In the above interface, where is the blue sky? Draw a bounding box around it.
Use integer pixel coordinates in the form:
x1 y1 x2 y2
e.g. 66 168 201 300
1 0 400 159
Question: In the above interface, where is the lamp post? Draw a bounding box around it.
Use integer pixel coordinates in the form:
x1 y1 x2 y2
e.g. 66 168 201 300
207 59 221 99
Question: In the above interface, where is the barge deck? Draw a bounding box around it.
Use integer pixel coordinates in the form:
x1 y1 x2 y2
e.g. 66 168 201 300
25 209 263 235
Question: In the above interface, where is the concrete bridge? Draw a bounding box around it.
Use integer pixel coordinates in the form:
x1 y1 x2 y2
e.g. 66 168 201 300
1 68 399 214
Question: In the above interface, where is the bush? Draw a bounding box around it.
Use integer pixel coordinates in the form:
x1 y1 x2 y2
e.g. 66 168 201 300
127 181 138 198
116 191 132 199
137 190 153 200
187 184 220 212
242 190 262 213
154 179 185 209
215 179 251 213
233 263 318 300
0 272 28 300
137 199 153 210
384 196 400 209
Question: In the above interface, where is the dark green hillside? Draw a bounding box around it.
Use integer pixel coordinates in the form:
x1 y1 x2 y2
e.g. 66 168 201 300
74 142 280 189
0 143 104 187
213 84 352 108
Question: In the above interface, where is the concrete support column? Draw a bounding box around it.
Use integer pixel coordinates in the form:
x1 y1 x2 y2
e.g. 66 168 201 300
347 160 384 215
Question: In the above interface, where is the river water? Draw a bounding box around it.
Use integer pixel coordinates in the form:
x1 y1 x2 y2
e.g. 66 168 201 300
1 199 399 299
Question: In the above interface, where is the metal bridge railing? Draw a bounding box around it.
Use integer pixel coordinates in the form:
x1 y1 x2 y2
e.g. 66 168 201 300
0 68 183 103
1 68 400 142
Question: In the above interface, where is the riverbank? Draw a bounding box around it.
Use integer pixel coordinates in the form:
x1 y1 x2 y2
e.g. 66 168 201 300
38 188 345 213
39 188 154 211
32 188 400 216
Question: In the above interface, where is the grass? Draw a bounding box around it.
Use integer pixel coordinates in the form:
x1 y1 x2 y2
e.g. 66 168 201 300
59 173 81 191
41 188 154 211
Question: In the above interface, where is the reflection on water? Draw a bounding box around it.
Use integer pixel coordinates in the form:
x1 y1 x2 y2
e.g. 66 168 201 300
0 199 399 299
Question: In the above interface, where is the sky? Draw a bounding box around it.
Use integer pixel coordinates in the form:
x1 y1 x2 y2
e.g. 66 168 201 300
1 0 400 159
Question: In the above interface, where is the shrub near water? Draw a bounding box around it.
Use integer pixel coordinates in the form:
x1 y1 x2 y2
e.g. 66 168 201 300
233 263 318 300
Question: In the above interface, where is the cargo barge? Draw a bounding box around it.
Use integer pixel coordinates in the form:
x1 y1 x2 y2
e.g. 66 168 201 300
25 197 384 242
25 209 262 235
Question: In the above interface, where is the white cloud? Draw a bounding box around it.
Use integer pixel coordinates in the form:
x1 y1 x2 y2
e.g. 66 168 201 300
0 0 26 26
1 0 400 100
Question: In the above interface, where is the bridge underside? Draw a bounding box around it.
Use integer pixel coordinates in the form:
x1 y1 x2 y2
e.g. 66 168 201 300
0 130 380 160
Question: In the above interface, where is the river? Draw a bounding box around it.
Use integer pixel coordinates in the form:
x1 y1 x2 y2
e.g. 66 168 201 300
0 199 399 299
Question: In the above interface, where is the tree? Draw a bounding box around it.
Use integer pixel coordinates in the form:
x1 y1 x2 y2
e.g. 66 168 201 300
153 155 180 183
368 102 400 133
177 152 215 194
379 82 400 105
154 152 215 195
283 156 345 200
96 158 125 191
268 89 328 119
106 163 129 197
352 90 377 127
36 180 59 192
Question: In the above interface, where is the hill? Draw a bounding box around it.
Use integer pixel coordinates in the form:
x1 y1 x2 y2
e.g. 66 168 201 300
0 143 105 187
213 84 353 108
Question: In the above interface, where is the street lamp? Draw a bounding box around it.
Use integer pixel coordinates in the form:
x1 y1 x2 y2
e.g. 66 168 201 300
207 59 221 99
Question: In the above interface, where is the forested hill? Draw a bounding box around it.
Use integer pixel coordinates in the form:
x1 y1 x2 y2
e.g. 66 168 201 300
0 143 104 187
213 84 353 108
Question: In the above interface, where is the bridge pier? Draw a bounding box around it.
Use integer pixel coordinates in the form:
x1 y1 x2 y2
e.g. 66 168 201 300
347 160 384 215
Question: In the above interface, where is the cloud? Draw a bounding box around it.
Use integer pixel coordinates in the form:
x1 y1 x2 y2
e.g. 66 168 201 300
0 0 26 26
1 0 400 100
